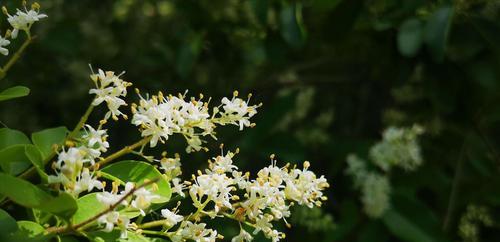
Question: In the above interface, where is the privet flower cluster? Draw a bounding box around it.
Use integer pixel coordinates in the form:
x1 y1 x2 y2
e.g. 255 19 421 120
345 125 424 218
131 89 260 152
0 1 47 55
42 68 329 241
458 205 493 242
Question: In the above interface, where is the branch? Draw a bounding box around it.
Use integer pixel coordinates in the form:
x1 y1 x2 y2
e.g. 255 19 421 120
96 137 151 167
46 178 159 234
0 34 33 80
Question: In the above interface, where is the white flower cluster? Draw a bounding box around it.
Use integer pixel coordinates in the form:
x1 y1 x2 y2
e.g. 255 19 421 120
458 205 493 242
48 125 108 196
96 182 160 238
41 67 329 242
0 2 47 55
169 152 329 242
89 69 132 120
131 90 261 152
370 125 424 171
345 125 424 218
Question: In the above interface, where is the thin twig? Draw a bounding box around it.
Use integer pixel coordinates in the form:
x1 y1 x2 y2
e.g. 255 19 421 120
46 178 159 234
96 137 151 167
18 102 96 180
0 34 33 80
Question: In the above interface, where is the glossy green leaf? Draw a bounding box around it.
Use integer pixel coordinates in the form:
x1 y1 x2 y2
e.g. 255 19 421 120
398 18 423 57
0 145 32 175
25 144 49 182
72 193 108 225
38 192 78 220
0 86 30 102
382 209 434 242
31 126 68 160
0 173 77 219
0 128 30 150
424 6 454 62
100 160 171 203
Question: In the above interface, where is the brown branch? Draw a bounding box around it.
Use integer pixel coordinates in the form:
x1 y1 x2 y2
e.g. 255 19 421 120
46 178 159 234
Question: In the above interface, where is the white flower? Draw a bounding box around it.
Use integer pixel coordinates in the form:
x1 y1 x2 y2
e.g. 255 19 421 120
72 168 103 195
82 125 109 153
189 173 234 212
171 178 186 197
284 162 329 208
161 208 184 226
97 190 125 207
180 222 218 242
130 186 160 216
7 8 47 38
97 211 130 238
131 90 260 151
0 36 10 56
231 229 252 242
209 152 238 174
89 69 130 120
369 125 424 171
98 211 120 232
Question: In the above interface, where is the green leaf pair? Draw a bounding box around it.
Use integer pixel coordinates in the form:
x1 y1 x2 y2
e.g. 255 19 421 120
0 127 68 178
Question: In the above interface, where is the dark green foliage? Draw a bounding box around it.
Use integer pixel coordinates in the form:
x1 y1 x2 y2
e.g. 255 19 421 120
1 0 500 241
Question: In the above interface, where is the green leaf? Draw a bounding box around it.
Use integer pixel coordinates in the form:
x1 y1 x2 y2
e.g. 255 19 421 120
17 221 45 235
0 86 30 102
25 145 48 182
424 6 454 62
31 127 68 160
38 192 78 220
0 145 32 175
72 193 108 225
100 160 171 203
280 2 307 49
0 128 30 150
0 173 77 219
398 18 423 57
382 209 435 242
0 209 18 241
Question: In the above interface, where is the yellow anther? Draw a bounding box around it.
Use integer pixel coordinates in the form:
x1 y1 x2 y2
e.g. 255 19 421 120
32 2 41 10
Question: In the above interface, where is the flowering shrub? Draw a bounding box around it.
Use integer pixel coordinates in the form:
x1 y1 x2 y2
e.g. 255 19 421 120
0 2 329 242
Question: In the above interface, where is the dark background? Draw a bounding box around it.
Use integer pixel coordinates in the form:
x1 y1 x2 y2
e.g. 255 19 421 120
1 0 500 241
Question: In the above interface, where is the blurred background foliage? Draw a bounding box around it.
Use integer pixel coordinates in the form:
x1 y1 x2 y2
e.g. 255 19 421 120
1 0 500 241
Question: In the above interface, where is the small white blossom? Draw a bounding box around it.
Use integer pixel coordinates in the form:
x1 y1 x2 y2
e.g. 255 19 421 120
89 69 131 120
0 36 10 56
72 168 103 196
130 186 160 216
231 229 253 242
6 7 47 38
161 208 184 226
